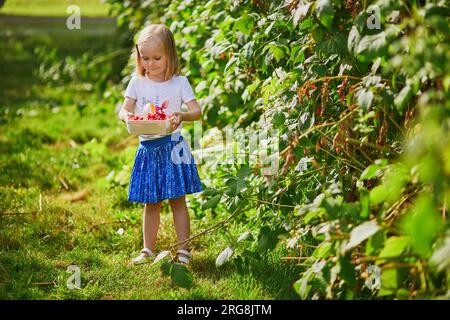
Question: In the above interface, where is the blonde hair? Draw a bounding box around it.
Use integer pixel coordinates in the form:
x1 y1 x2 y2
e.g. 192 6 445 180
134 24 180 81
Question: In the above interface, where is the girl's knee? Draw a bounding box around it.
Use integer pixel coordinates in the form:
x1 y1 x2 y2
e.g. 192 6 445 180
168 196 186 208
145 201 162 211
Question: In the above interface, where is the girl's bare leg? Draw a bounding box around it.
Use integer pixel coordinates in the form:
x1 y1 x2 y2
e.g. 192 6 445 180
143 201 162 252
168 195 190 251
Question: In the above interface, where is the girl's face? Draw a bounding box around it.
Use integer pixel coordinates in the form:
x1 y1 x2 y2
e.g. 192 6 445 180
138 42 168 80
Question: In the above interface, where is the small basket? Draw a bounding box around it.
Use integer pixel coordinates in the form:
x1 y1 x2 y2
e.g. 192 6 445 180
126 118 171 135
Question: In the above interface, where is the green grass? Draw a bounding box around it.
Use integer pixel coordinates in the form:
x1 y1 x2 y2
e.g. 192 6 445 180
0 0 111 17
0 184 302 299
0 14 302 300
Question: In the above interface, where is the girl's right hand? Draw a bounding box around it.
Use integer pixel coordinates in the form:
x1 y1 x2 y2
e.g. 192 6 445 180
121 111 134 122
119 97 137 122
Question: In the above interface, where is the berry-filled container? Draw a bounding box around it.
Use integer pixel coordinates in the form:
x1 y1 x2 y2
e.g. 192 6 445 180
126 113 171 135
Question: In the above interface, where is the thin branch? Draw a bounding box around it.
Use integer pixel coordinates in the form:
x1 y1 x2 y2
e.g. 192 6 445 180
306 75 362 84
387 113 404 134
31 281 56 286
442 195 447 220
87 48 130 68
58 176 69 190
384 188 419 223
281 107 359 158
320 148 365 172
353 144 375 163
89 220 133 232
314 128 367 170
345 137 400 155
0 212 37 217
352 254 421 264
39 193 42 212
381 262 419 271
250 197 297 208
168 206 250 250
281 256 310 261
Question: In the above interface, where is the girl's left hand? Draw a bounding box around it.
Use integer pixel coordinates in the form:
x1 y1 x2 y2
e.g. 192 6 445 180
169 112 183 132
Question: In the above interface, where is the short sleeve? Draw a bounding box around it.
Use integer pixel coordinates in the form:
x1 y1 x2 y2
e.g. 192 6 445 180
181 77 196 103
124 77 137 100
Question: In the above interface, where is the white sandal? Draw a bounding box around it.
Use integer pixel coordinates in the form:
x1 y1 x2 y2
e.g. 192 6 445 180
130 248 155 265
176 249 192 265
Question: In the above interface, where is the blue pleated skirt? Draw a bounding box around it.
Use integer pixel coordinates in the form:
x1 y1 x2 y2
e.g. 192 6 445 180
128 133 203 203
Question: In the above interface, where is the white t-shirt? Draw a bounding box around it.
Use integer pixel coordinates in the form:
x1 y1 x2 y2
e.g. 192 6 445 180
123 74 196 141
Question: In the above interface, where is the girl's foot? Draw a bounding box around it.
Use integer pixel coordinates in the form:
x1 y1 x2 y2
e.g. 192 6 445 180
176 249 192 265
129 248 155 265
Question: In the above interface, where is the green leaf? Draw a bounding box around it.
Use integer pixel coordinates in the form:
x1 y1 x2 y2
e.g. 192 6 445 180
315 0 334 29
256 226 279 253
374 163 409 206
342 202 360 219
224 57 238 72
429 236 450 272
170 263 193 288
274 111 286 128
225 183 237 197
312 242 333 259
322 197 342 218
152 250 171 265
201 60 215 74
444 74 450 92
418 154 441 185
359 189 370 218
264 21 275 35
366 230 386 256
343 221 380 253
293 2 312 26
356 32 387 60
340 257 356 287
369 185 387 206
202 194 222 210
299 17 313 30
233 15 255 36
394 85 413 113
347 26 361 55
379 269 398 296
270 45 285 62
379 236 409 259
396 288 410 300
202 188 219 197
356 88 374 111
241 40 255 60
290 45 305 64
237 166 253 179
293 273 312 299
304 209 325 225
233 256 246 275
360 164 383 180
401 195 444 257
237 231 254 242
161 260 173 276
216 247 234 267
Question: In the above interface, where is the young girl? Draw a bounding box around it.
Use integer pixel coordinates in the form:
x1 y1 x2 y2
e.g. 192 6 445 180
118 24 203 265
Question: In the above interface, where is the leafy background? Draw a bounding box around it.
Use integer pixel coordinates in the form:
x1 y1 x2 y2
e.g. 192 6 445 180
0 0 449 299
